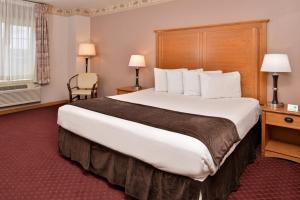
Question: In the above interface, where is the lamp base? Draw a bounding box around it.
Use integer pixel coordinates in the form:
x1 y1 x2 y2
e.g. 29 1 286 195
267 102 284 108
134 86 142 90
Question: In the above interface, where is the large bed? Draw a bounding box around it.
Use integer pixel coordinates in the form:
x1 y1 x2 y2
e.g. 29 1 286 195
57 20 269 200
59 88 260 181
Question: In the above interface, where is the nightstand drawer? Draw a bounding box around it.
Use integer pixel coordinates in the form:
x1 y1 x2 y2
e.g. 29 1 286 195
266 112 300 130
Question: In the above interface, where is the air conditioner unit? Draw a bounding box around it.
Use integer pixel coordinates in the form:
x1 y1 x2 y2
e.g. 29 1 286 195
0 84 41 108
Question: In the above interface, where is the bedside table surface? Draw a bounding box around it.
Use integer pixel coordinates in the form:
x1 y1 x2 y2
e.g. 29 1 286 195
117 86 145 92
117 86 143 92
261 105 300 116
116 86 147 95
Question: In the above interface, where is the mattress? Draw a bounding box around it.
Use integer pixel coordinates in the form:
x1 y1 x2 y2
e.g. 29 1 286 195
57 88 260 181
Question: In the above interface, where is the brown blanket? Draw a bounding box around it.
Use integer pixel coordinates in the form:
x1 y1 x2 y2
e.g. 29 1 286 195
71 97 240 165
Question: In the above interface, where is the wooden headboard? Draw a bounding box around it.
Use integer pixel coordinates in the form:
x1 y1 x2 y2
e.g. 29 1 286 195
155 20 269 104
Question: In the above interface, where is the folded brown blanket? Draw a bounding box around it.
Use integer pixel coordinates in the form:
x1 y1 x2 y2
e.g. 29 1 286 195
71 97 240 165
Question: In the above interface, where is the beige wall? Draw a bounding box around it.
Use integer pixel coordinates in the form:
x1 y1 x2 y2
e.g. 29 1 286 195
41 15 90 103
91 0 300 104
69 16 92 75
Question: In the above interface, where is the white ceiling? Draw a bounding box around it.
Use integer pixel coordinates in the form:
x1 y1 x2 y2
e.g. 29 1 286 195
37 0 130 9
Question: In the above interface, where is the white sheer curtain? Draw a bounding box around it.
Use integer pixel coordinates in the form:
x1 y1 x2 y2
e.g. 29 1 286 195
0 0 36 82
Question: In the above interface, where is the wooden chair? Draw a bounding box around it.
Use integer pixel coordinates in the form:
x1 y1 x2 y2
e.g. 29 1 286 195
67 73 98 103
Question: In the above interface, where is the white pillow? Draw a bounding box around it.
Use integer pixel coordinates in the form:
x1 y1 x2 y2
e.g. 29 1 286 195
183 69 222 96
154 68 187 92
200 71 241 99
203 70 223 74
190 68 204 73
166 69 188 94
193 70 223 96
183 69 203 96
154 68 168 92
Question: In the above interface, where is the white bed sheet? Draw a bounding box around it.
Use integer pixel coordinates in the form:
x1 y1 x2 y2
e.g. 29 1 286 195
57 88 260 181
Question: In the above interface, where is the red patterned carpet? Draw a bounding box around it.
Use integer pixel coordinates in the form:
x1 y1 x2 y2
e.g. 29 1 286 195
0 106 299 200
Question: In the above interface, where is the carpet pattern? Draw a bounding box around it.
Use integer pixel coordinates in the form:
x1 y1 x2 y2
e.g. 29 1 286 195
0 106 299 200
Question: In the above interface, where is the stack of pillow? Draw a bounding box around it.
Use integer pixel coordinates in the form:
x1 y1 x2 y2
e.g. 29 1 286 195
154 68 241 99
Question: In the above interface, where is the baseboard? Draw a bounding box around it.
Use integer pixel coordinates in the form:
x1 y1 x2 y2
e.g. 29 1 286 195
0 100 68 116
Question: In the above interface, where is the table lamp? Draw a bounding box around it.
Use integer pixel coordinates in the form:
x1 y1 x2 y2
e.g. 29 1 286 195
261 54 292 108
128 55 146 89
78 43 96 73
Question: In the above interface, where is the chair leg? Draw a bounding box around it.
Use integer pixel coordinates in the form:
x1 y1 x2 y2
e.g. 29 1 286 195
91 92 96 99
69 94 73 103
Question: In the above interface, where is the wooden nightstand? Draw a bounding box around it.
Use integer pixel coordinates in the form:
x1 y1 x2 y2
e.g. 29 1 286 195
116 86 144 95
261 105 300 163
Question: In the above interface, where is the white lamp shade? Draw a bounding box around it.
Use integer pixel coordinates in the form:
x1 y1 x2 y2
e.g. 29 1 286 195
128 55 146 68
261 54 291 72
78 43 96 57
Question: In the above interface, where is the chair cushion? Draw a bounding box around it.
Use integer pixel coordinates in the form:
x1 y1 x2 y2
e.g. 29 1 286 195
77 73 97 89
72 89 94 96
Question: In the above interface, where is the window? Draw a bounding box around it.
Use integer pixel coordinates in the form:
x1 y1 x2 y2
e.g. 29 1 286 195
1 22 4 38
0 0 36 83
11 25 32 50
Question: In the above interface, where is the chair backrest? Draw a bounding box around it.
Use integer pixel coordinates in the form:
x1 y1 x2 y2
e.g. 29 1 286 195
77 73 98 89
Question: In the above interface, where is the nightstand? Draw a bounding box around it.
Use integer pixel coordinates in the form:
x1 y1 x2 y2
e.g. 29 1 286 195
261 105 300 163
116 86 144 95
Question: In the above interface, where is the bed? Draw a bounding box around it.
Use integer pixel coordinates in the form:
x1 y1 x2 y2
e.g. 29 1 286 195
57 19 269 200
